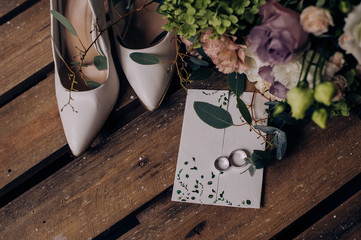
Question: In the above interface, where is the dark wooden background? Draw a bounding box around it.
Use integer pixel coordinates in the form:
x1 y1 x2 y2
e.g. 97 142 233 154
1 1 360 239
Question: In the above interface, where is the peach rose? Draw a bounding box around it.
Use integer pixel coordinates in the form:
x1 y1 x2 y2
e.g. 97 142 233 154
300 6 334 36
200 30 249 74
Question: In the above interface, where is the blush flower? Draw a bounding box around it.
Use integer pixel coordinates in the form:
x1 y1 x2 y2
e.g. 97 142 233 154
247 0 308 64
179 35 200 57
201 29 249 74
300 6 334 36
339 3 361 64
324 52 345 80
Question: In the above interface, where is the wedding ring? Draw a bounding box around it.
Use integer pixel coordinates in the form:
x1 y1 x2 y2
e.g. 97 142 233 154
214 156 230 171
229 149 248 167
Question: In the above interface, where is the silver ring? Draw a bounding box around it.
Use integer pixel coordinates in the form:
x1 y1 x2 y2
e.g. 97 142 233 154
214 156 230 171
229 149 248 167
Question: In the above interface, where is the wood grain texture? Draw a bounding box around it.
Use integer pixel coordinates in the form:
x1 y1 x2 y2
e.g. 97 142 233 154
120 115 361 240
0 77 229 240
0 74 65 189
0 0 27 18
0 70 139 190
296 191 361 240
0 0 52 96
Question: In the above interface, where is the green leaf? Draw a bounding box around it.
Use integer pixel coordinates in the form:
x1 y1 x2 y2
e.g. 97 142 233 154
86 80 101 89
254 125 278 134
236 97 252 125
248 164 256 176
50 10 77 37
94 55 107 70
195 47 211 61
150 30 168 45
245 157 253 164
130 52 160 65
228 72 245 97
189 68 213 81
251 150 273 169
316 0 325 7
193 101 234 129
189 57 209 67
274 130 287 160
49 32 65 63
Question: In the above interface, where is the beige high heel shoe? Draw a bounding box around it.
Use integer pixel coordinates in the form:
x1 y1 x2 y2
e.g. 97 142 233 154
50 0 119 156
109 0 176 111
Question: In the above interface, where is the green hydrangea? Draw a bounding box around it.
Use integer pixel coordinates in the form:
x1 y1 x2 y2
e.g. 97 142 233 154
158 0 266 40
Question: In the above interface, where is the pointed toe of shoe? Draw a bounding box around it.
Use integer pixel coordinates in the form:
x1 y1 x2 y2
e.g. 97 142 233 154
119 33 176 111
58 92 116 156
66 134 91 156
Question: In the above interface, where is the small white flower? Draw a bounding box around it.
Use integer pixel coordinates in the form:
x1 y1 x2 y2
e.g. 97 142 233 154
339 3 361 64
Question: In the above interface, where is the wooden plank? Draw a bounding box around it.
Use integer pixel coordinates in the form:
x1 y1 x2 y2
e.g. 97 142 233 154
0 74 65 189
0 0 52 97
0 0 27 18
0 76 229 240
1 76 360 239
295 191 361 240
0 71 139 190
120 115 361 239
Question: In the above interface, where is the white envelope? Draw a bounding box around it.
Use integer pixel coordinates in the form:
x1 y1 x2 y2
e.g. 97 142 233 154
172 89 268 208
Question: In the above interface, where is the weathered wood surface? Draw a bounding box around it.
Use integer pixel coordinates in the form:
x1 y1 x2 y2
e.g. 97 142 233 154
0 77 227 240
1 74 360 239
1 1 361 239
0 74 65 189
0 70 139 191
0 0 52 97
296 191 361 240
0 0 27 18
120 115 361 240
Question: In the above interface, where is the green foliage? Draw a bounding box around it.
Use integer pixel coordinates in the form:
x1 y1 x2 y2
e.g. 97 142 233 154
50 10 78 37
251 150 273 169
158 0 266 40
189 57 209 67
129 52 160 65
254 125 287 160
49 32 65 64
86 80 101 89
189 68 213 80
193 101 234 129
236 97 252 125
227 72 245 98
94 55 107 70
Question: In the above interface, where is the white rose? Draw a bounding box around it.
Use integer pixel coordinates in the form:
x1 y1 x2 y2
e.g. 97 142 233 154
300 6 334 36
244 48 268 83
272 52 321 89
339 3 361 64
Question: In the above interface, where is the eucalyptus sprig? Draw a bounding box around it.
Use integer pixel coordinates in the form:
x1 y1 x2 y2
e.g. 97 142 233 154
191 72 287 176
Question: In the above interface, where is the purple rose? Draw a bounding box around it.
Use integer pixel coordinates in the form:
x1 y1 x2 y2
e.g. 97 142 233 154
247 0 308 65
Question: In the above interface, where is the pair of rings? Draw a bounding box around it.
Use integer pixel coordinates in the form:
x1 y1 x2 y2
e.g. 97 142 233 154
214 149 248 172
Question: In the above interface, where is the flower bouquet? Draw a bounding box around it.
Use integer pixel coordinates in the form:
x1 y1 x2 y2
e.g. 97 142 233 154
143 0 361 171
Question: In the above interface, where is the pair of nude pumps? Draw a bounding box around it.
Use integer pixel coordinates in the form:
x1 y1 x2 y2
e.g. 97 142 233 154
50 0 176 156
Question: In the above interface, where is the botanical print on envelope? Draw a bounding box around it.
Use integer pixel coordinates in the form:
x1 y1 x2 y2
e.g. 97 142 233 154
172 89 268 208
